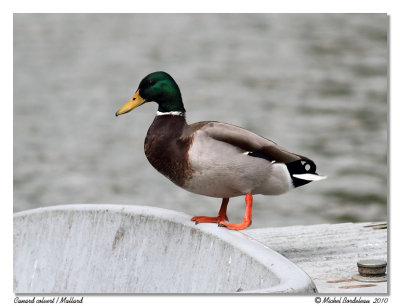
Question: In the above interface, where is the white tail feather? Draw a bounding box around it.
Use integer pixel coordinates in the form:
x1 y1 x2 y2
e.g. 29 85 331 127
292 173 327 181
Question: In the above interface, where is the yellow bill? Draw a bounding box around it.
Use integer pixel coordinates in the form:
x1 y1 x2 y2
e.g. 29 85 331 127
115 90 146 116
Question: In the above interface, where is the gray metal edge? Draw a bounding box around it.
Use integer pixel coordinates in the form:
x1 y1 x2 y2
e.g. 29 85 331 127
14 204 317 294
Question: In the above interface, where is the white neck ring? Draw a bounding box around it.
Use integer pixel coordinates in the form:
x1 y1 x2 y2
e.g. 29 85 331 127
156 111 184 116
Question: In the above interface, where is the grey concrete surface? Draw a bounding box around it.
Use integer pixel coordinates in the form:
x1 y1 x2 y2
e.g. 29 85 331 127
244 222 388 294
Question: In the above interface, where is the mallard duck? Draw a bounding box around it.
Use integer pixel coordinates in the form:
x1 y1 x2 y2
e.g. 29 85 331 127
116 71 325 230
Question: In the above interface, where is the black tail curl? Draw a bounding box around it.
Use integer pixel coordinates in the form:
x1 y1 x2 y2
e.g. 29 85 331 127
286 158 317 188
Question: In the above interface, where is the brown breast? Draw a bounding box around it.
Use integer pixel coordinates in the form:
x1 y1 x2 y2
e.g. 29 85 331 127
144 115 194 187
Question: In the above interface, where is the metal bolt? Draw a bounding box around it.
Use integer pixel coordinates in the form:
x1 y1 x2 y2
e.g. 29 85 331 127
352 259 387 282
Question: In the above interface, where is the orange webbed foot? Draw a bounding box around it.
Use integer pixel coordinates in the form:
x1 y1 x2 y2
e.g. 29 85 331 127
191 215 228 224
191 198 229 225
218 194 253 231
218 219 252 230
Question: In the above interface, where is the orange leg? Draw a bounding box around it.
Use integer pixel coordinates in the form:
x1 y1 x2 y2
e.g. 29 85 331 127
191 198 229 224
218 194 253 230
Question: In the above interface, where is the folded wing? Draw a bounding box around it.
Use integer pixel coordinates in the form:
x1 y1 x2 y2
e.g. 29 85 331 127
199 122 303 163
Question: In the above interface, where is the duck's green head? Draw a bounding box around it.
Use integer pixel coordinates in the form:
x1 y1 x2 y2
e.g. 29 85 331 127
115 71 185 116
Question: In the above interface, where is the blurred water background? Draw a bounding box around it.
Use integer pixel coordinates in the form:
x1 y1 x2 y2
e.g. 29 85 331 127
13 14 388 228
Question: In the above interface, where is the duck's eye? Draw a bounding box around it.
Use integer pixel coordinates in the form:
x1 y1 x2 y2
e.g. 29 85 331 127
148 80 156 86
